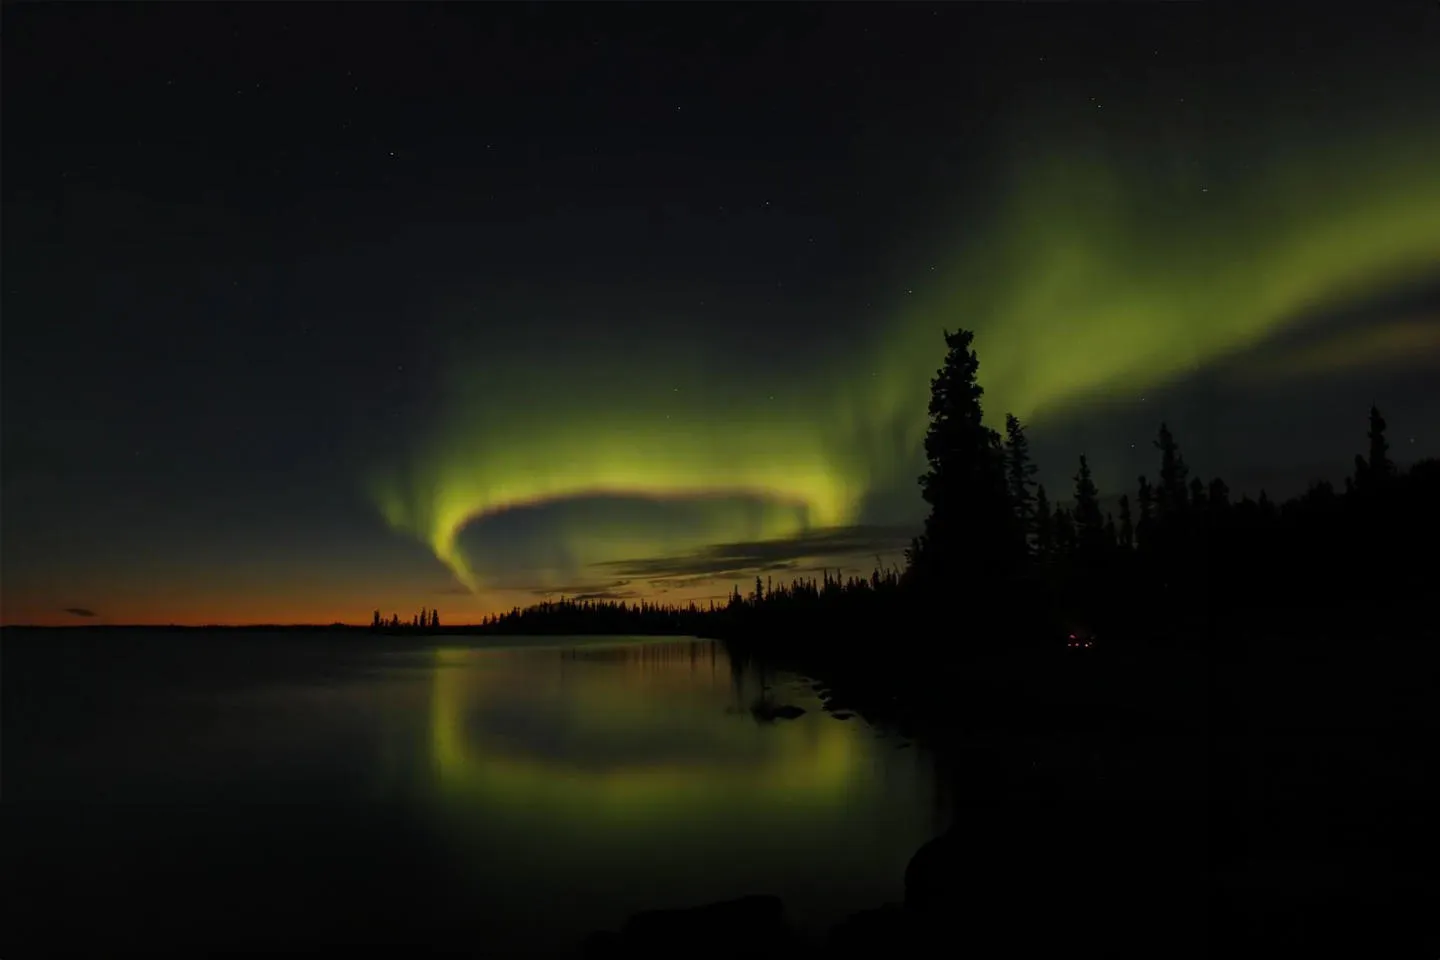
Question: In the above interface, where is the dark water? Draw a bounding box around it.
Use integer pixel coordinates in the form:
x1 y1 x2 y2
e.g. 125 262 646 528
2 631 944 953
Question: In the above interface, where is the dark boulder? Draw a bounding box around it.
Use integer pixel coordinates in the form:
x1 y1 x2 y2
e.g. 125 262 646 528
823 903 924 955
751 700 806 722
583 895 794 958
903 796 1121 953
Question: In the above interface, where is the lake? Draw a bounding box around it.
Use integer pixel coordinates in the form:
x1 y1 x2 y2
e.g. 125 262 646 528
2 631 946 954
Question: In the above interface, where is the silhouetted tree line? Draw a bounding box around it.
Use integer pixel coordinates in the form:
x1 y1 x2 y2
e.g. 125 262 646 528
900 330 1439 659
378 328 1437 662
467 567 903 639
370 607 439 632
1026 406 1438 647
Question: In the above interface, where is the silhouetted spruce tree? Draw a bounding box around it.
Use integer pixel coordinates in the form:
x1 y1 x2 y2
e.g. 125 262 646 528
1004 413 1038 551
1034 484 1055 561
1117 494 1134 550
1154 423 1189 520
431 609 440 629
1208 477 1230 510
372 609 382 629
1189 477 1207 510
907 329 1023 589
1072 455 1106 556
904 536 924 571
1300 480 1337 510
1362 404 1393 490
1103 512 1118 550
1052 507 1077 559
1136 476 1155 550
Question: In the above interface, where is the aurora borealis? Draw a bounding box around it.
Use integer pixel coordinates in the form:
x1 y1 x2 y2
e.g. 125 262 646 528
369 30 1440 600
4 4 1439 624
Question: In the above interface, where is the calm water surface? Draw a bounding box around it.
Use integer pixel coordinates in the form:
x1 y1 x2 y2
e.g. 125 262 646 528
4 632 945 953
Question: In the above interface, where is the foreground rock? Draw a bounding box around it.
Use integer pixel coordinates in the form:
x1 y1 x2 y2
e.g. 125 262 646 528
582 895 796 958
579 747 1210 958
750 700 806 722
823 903 924 954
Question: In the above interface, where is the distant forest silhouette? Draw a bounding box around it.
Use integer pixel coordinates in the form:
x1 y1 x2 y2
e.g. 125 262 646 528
375 327 1437 662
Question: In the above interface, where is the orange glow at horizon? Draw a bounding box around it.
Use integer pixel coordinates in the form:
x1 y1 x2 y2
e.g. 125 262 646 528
0 578 751 628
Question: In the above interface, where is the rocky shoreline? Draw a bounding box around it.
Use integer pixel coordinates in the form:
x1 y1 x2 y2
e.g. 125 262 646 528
584 620 1435 958
582 647 1203 958
581 786 1174 958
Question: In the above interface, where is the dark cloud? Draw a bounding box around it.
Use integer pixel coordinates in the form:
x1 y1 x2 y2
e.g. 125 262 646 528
64 607 97 617
593 525 916 583
454 492 820 584
569 590 641 602
1023 276 1440 504
529 580 637 601
1221 277 1440 386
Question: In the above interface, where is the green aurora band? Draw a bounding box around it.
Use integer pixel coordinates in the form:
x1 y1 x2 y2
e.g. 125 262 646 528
371 108 1440 596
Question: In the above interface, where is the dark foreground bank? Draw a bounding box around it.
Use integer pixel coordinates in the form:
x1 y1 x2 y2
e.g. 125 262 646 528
584 769 1208 959
598 602 1434 959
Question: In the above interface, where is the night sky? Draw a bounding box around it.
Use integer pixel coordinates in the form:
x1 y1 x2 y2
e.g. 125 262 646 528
4 4 1438 626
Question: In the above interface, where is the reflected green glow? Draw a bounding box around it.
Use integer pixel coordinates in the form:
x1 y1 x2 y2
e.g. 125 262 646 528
414 638 940 946
426 643 883 819
373 101 1440 593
